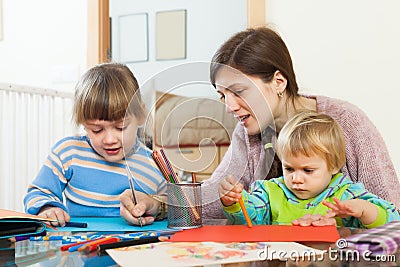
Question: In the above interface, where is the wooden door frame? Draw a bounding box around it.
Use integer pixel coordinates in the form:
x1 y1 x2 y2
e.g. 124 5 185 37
87 0 110 68
87 0 265 67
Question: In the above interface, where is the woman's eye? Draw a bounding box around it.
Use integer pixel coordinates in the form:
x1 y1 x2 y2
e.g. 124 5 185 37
304 169 313 173
233 90 243 96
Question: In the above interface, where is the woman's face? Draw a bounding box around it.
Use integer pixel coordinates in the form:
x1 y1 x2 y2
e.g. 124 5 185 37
214 68 279 135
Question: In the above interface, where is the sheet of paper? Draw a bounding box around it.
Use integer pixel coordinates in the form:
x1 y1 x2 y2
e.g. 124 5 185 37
48 217 169 232
169 225 340 243
107 241 325 267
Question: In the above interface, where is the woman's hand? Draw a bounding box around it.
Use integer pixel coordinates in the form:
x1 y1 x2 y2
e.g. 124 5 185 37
37 206 70 227
120 190 161 226
292 211 337 226
218 175 244 207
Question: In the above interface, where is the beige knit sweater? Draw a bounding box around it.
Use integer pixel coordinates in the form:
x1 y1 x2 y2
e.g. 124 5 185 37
202 95 399 219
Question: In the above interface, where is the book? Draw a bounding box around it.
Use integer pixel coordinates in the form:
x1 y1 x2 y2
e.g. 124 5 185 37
0 209 56 239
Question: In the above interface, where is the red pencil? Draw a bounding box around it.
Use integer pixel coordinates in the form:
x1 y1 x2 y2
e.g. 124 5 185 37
77 237 120 252
60 238 102 251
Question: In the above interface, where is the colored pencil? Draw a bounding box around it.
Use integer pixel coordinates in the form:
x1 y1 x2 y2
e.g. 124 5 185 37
126 166 143 227
151 151 172 182
60 238 102 251
238 197 253 228
191 172 197 183
97 236 163 253
160 148 180 183
78 236 119 252
64 222 87 228
84 237 121 253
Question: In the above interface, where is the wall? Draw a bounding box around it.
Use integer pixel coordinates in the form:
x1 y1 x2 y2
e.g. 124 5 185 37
110 0 247 101
0 0 87 92
265 0 400 176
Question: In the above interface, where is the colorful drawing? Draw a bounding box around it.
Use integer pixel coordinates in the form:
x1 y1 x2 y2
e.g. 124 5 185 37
164 242 247 262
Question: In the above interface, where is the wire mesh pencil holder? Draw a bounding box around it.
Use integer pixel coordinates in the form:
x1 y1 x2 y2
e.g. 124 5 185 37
167 183 202 229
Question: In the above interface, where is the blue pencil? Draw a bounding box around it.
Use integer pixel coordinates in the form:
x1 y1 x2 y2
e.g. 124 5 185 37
64 221 88 228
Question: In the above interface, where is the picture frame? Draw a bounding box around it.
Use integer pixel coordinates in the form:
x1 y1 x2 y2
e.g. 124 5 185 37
118 13 149 63
155 9 187 60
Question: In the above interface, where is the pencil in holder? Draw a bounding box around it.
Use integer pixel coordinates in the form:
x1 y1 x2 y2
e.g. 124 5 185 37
167 183 202 229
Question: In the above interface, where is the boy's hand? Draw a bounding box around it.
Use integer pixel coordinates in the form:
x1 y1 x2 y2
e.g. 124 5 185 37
218 175 244 207
322 197 363 218
38 206 70 227
120 189 160 226
292 211 337 226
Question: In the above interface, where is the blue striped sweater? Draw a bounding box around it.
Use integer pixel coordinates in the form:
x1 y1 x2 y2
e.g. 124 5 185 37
24 136 167 217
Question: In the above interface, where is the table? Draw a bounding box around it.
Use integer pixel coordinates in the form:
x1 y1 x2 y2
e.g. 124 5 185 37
1 223 399 267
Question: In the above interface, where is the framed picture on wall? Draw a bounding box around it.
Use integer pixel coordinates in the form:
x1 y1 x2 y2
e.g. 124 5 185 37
156 10 187 60
118 13 149 63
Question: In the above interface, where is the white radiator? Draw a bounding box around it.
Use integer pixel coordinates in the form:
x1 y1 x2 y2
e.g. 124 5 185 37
0 83 75 212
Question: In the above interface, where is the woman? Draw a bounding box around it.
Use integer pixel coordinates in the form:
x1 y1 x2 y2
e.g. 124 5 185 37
120 27 399 224
201 26 399 219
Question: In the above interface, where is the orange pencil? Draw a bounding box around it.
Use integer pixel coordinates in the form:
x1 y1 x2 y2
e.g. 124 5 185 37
191 172 197 183
238 197 253 228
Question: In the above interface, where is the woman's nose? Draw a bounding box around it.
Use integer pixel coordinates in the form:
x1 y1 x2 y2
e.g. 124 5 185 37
224 93 240 113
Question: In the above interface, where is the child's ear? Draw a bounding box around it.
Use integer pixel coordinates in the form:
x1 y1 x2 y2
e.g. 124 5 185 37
330 167 340 175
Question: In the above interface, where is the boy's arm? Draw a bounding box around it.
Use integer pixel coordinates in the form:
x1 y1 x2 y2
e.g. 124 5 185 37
24 153 68 215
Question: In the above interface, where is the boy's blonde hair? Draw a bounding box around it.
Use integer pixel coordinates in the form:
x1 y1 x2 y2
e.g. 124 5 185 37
276 111 346 172
73 63 145 125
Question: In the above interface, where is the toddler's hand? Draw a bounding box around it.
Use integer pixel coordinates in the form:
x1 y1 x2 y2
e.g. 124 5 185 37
38 206 70 227
322 197 362 218
292 211 337 227
218 175 244 207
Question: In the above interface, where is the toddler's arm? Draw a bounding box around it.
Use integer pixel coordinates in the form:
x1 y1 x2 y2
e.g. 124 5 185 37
322 197 378 226
218 175 244 206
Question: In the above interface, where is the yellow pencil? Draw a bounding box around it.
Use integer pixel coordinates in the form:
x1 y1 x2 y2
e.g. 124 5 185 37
238 197 253 228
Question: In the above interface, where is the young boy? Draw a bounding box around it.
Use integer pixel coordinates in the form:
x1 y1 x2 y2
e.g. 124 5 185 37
24 63 166 226
219 111 400 228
